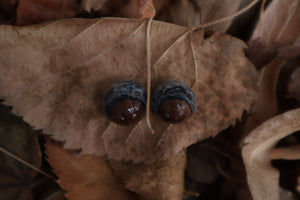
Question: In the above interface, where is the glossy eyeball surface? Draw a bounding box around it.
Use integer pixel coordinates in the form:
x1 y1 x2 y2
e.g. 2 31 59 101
152 80 197 123
103 80 146 126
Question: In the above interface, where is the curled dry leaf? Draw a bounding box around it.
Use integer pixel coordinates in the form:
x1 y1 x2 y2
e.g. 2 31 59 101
238 0 300 137
0 18 257 163
242 108 300 200
44 136 137 200
251 0 300 45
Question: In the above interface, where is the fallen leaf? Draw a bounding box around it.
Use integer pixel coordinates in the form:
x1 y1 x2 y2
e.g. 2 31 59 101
80 0 108 12
236 0 300 137
109 151 186 200
0 18 258 163
16 0 80 25
185 142 227 183
0 104 41 200
278 43 300 59
287 67 300 101
44 136 137 200
246 38 278 70
242 108 300 200
251 0 300 45
83 0 169 19
156 0 241 32
226 0 262 41
277 56 300 113
138 0 155 19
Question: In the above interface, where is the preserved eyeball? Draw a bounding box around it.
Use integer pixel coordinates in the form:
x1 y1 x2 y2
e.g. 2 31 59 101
103 80 146 126
152 80 197 123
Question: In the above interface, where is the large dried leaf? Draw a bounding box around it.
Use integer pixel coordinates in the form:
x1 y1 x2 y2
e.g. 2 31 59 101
0 18 258 163
242 108 300 200
0 104 41 200
44 136 137 200
237 0 300 137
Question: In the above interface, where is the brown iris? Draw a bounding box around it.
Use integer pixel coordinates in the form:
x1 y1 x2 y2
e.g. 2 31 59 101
158 99 191 123
109 100 145 126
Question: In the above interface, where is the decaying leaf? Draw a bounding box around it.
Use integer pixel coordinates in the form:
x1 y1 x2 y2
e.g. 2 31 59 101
242 108 300 200
0 104 41 200
44 136 137 200
0 18 258 163
109 151 186 200
80 0 108 12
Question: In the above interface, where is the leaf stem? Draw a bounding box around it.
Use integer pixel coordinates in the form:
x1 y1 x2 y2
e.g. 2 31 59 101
146 18 154 133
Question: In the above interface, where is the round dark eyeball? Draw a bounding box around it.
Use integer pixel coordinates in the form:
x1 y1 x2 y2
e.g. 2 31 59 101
103 80 146 126
152 80 197 123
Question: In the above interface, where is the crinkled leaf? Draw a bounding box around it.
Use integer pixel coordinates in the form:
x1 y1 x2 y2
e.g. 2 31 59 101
0 18 258 163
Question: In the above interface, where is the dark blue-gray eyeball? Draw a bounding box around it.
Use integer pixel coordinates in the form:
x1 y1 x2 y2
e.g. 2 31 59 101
152 80 197 123
103 80 146 126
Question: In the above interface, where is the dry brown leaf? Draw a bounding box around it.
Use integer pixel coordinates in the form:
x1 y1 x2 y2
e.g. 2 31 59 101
0 104 41 200
238 0 300 137
16 0 80 25
0 18 257 163
242 108 300 200
85 0 169 19
138 0 156 19
251 0 300 45
44 136 137 200
80 0 108 12
109 151 186 200
156 0 240 32
287 67 300 101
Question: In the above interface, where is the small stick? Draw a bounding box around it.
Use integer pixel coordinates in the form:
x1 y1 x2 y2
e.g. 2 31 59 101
0 146 54 179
